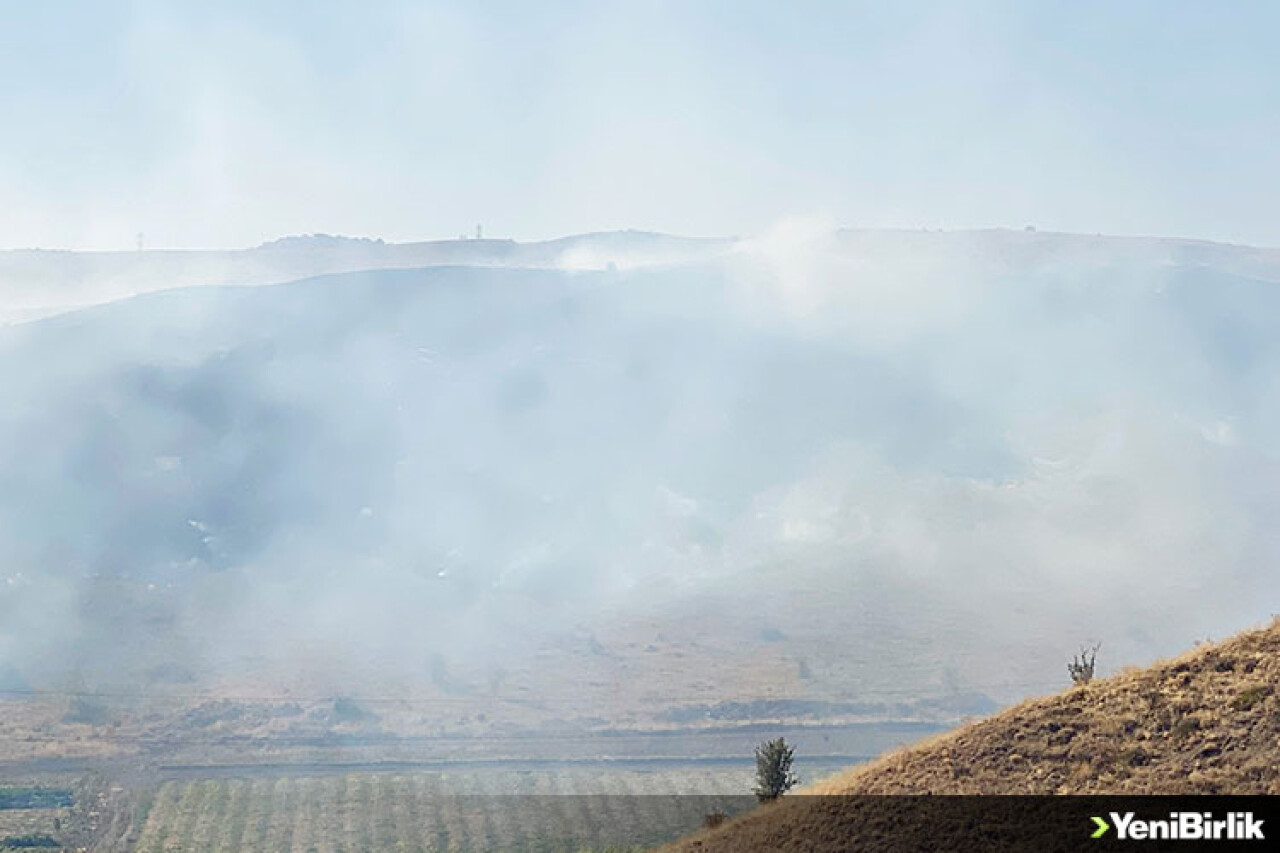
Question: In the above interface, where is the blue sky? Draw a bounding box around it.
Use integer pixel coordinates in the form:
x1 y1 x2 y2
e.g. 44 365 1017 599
2 1 1277 249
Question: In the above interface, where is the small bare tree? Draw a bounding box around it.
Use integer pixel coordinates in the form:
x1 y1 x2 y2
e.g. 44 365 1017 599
754 737 797 802
1068 643 1100 686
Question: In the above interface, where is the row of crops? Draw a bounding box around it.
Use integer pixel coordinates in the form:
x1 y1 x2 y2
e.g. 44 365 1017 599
134 769 760 852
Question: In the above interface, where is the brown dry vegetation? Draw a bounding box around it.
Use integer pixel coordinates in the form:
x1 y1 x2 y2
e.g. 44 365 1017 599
661 620 1280 852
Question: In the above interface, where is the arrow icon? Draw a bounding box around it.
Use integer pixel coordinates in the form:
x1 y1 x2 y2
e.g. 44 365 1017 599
1091 816 1110 838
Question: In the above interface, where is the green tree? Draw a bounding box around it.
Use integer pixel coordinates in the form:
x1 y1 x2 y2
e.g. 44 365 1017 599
753 737 797 802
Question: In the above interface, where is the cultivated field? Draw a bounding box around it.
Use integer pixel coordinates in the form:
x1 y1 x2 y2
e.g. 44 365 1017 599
0 806 70 849
132 767 766 852
0 785 74 851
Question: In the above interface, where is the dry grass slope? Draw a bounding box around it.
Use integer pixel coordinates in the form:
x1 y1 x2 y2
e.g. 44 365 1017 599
661 619 1280 852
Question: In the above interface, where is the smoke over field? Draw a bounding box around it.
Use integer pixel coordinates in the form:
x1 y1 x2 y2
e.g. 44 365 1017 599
2 229 1279 718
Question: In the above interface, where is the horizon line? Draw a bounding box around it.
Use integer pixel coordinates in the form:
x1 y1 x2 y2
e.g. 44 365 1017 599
2 226 1277 255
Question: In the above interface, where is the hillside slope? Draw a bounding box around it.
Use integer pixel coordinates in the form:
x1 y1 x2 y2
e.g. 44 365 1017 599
5 231 1280 729
663 621 1280 851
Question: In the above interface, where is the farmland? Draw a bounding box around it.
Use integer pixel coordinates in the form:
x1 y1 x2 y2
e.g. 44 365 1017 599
1 760 859 852
132 768 763 852
0 687 935 851
0 785 74 851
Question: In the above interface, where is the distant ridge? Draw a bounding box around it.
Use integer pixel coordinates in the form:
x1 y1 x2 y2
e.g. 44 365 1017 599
663 620 1280 851
7 226 1280 326
0 229 733 324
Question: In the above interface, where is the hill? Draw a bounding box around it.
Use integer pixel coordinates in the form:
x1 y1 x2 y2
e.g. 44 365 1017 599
3 229 1280 737
661 620 1280 852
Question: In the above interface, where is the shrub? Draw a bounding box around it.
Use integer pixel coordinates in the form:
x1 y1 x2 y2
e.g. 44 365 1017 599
702 811 728 829
1068 643 1100 686
753 737 797 802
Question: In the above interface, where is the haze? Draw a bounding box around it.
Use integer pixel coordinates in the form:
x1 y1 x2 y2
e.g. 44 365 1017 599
3 1 1279 250
2 228 1280 721
2 0 1280 749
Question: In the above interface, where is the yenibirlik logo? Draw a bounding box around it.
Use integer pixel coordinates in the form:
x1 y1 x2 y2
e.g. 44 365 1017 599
1091 812 1265 841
